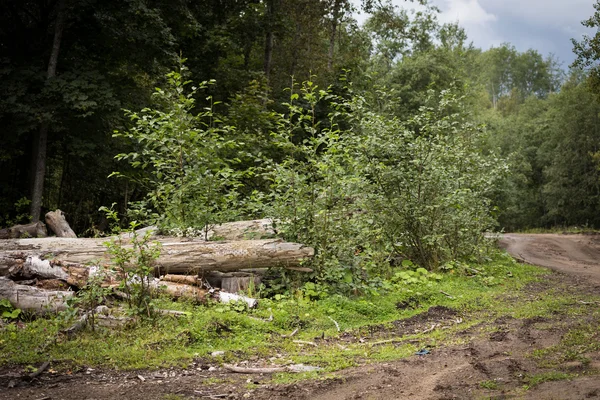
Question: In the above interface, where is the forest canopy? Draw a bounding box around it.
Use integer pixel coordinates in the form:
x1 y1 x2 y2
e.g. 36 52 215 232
2 0 600 291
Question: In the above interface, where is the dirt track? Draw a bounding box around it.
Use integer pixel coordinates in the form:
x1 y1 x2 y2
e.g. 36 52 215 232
499 233 600 284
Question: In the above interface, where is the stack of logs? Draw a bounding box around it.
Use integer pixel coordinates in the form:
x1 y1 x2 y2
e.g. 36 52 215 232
0 212 314 313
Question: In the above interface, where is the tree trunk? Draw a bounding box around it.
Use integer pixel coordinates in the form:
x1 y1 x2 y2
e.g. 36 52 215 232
0 277 72 313
155 280 206 302
160 274 199 286
30 0 67 222
328 0 343 72
45 209 77 237
0 222 47 239
3 253 118 287
205 219 275 240
0 237 314 279
221 276 261 294
263 0 275 82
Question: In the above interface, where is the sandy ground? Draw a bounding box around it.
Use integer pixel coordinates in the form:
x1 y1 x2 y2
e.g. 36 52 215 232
2 233 600 400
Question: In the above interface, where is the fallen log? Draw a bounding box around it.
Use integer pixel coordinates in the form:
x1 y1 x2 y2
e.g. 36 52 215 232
0 222 48 239
224 363 321 374
0 277 72 313
134 219 275 241
0 238 314 280
155 280 206 302
204 219 275 240
3 254 118 288
161 274 199 286
224 364 286 374
45 209 77 238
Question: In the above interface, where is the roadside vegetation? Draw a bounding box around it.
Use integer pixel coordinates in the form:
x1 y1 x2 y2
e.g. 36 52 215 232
1 254 596 377
0 253 537 370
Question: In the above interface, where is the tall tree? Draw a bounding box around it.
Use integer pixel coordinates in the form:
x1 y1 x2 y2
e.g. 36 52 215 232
30 0 66 222
572 1 600 95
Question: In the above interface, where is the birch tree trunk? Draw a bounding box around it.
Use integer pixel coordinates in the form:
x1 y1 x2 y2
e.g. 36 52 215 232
0 277 72 313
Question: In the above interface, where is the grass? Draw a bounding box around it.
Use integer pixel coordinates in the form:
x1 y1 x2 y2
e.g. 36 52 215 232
518 225 600 234
1 250 598 380
531 322 600 369
479 379 500 390
522 371 576 389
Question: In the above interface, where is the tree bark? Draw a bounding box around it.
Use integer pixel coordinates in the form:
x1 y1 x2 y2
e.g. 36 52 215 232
160 274 199 286
263 0 276 83
0 222 47 239
328 0 343 72
205 218 275 240
0 277 72 313
45 209 77 237
30 0 67 222
0 237 314 280
221 276 261 294
3 253 117 288
155 280 206 302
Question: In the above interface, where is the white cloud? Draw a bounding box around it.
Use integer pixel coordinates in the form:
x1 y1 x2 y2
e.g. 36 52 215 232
352 0 597 63
439 0 497 25
435 0 500 52
482 0 594 27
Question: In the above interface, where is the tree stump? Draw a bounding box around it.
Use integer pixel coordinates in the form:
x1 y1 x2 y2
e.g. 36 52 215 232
45 209 77 238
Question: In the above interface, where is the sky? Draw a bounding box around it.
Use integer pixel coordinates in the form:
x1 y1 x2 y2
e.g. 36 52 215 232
354 0 598 67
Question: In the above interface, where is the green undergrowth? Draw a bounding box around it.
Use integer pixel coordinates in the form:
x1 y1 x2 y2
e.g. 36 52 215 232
2 252 597 376
518 226 600 234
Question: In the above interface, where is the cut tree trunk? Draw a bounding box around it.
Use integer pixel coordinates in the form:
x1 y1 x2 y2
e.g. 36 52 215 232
2 253 117 288
0 277 72 313
0 238 314 280
221 276 261 294
160 274 199 286
155 280 206 302
45 209 77 238
204 219 275 241
0 222 48 239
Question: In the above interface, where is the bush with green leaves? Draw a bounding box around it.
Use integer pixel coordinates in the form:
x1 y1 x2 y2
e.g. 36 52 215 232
268 79 506 294
112 61 244 236
268 78 384 294
104 223 162 320
99 205 162 319
355 89 507 269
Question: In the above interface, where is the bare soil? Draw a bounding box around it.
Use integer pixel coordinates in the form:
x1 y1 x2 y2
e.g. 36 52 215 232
3 234 600 400
499 233 600 284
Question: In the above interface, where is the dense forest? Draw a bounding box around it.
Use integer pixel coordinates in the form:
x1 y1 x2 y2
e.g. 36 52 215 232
3 0 600 291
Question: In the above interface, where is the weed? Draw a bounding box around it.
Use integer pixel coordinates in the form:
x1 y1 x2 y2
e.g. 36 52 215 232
479 379 500 390
523 371 575 389
531 323 600 368
0 299 21 320
66 266 112 330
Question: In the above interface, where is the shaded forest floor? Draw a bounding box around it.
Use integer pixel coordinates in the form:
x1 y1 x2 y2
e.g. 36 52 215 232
3 234 600 400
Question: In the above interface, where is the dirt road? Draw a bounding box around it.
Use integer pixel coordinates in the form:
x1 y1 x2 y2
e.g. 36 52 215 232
499 233 600 284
